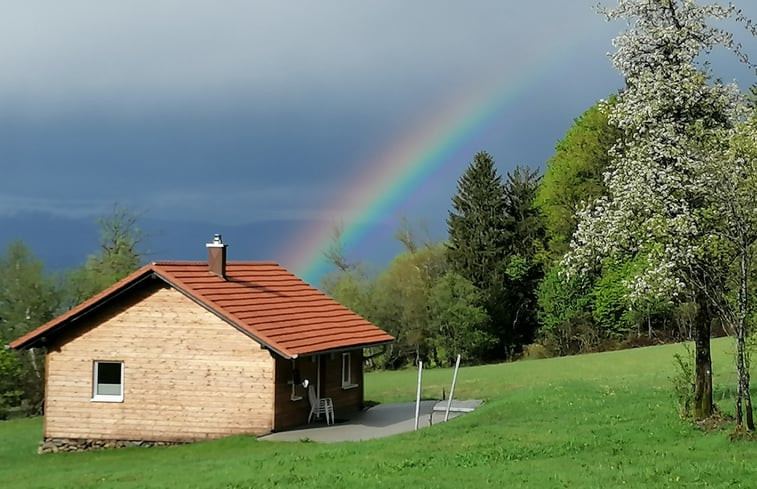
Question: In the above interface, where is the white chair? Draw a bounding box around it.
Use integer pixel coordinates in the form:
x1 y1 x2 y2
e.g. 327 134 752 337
307 385 335 425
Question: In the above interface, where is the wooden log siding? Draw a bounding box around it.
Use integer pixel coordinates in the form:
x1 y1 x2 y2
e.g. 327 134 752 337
44 283 276 442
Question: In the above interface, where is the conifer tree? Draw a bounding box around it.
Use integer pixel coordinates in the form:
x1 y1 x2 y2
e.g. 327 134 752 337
447 151 509 355
447 151 508 289
502 165 545 346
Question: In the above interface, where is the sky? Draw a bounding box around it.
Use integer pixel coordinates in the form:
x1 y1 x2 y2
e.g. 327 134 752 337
1 1 755 281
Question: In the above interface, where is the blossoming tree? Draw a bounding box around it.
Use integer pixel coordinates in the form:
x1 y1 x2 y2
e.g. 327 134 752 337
565 0 751 420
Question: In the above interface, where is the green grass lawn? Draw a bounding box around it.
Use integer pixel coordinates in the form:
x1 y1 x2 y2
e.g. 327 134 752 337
3 338 757 488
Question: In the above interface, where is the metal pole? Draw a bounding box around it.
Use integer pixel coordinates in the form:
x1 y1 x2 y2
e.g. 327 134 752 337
414 361 423 431
444 354 461 422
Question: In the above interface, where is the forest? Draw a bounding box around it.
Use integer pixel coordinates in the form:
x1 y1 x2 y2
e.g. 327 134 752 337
1 1 757 431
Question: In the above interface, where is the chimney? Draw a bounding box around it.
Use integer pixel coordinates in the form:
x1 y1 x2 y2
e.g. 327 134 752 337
206 234 227 279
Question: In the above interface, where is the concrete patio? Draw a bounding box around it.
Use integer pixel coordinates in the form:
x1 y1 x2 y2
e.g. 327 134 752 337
260 399 483 443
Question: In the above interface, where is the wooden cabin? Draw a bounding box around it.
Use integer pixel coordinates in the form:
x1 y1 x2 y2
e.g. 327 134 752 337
11 236 393 452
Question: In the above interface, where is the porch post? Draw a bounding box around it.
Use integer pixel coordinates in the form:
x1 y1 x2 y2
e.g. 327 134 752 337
316 354 322 399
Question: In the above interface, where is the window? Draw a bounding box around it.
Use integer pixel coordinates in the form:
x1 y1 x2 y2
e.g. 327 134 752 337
92 361 124 402
341 353 358 389
289 366 303 401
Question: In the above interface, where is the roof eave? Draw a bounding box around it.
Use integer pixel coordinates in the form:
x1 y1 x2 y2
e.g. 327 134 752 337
10 262 395 362
294 338 395 358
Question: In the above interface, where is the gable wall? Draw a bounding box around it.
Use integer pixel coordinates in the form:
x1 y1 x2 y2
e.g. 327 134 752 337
44 283 275 442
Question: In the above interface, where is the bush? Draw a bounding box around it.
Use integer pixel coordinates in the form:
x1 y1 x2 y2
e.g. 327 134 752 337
671 344 695 419
591 261 637 338
0 348 23 418
520 343 553 360
536 265 598 355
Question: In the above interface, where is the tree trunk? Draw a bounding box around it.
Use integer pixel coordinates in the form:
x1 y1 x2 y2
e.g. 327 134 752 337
736 327 746 427
746 391 755 432
735 329 753 429
27 348 42 382
693 296 713 419
735 248 755 430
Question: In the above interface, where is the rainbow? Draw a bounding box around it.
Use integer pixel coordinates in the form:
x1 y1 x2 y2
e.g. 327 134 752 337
281 43 589 284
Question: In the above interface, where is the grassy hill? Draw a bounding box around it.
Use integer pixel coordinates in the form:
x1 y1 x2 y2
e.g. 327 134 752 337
3 338 757 488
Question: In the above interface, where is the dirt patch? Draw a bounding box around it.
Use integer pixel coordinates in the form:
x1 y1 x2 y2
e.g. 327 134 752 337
729 425 757 442
693 413 732 432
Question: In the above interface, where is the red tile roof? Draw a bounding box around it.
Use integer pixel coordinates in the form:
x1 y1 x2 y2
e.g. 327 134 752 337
10 261 394 358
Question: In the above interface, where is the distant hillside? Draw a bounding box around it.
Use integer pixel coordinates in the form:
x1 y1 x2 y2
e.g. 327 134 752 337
0 212 303 273
0 212 406 284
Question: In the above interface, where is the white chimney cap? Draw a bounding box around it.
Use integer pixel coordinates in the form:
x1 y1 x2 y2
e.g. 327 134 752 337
206 234 226 248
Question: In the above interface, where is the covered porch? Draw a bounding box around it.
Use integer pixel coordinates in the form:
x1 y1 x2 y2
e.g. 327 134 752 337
273 349 366 432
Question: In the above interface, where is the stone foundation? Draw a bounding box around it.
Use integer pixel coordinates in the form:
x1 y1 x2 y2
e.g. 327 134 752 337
38 437 187 454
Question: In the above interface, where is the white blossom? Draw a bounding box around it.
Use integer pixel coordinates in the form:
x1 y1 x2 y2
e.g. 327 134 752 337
564 0 747 308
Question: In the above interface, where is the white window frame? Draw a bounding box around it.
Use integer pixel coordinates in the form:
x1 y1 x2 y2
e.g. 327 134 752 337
289 381 303 402
92 361 124 402
341 352 358 389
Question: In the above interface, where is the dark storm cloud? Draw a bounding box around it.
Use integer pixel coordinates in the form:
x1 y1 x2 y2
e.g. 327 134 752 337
0 0 753 232
0 107 395 222
0 2 600 111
